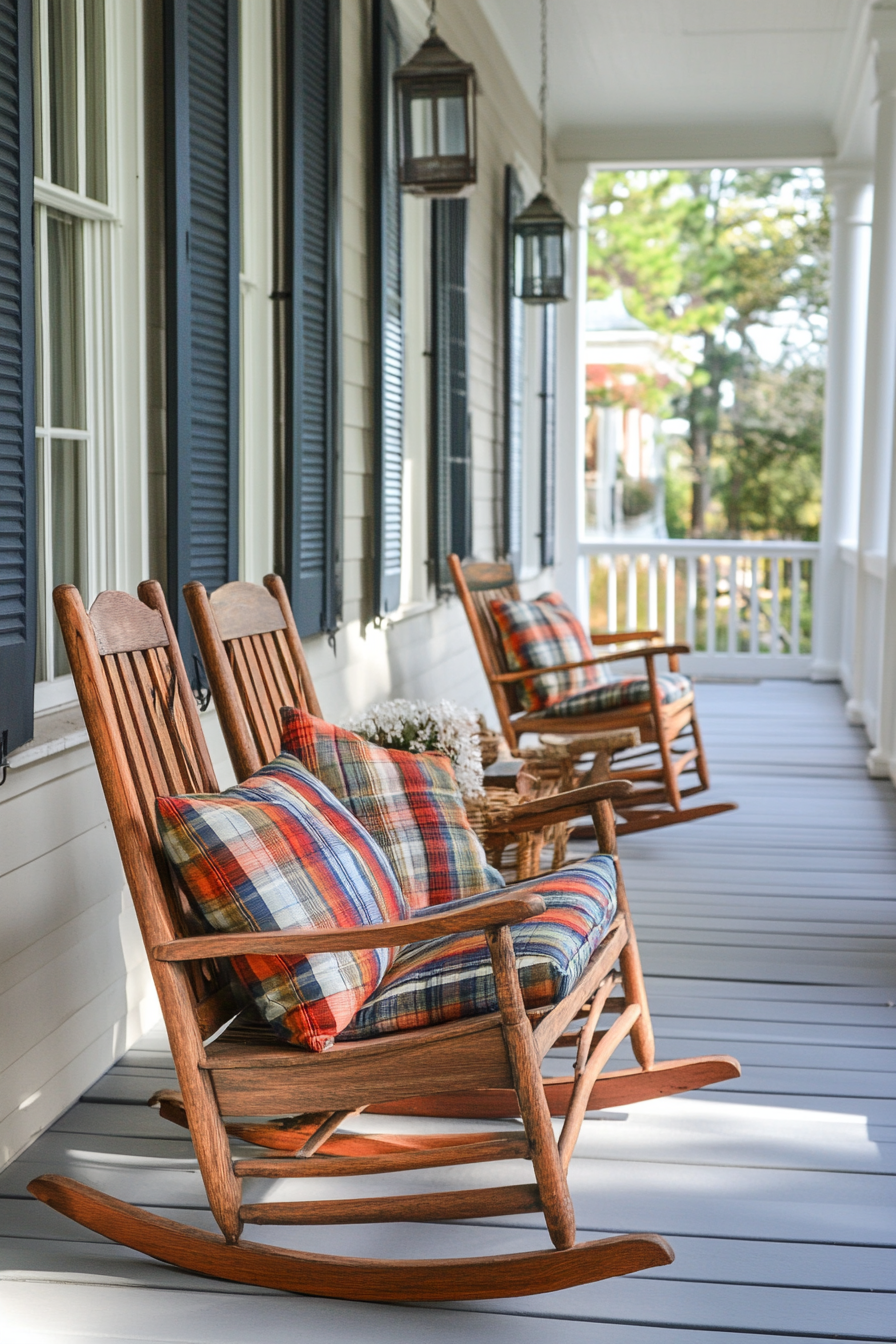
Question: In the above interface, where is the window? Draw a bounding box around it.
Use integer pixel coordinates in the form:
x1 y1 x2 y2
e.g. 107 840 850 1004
399 192 430 608
32 0 111 707
274 0 341 639
430 197 470 594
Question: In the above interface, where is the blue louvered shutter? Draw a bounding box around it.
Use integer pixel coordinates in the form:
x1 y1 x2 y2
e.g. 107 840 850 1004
372 0 403 617
540 303 557 568
164 0 240 649
431 198 470 594
284 0 342 637
504 166 525 573
0 0 36 762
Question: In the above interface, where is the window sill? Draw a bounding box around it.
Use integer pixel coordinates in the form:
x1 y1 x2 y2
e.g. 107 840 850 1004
8 704 89 770
379 598 439 628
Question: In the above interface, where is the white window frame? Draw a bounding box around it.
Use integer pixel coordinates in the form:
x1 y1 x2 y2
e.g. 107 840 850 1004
32 0 118 714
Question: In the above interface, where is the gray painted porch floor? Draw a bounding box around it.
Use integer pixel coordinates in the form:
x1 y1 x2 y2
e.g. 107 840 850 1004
1 680 894 1342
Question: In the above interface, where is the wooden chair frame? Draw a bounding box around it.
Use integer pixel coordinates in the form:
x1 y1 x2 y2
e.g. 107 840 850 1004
448 554 736 835
185 575 737 1120
28 581 739 1301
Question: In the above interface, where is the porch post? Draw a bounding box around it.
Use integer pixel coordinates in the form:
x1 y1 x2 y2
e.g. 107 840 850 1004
812 167 872 683
847 3 896 743
553 162 591 624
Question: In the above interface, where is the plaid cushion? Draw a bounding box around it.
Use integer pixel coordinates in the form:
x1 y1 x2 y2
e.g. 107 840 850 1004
543 671 692 718
340 856 617 1040
281 709 504 911
156 754 408 1053
489 591 607 712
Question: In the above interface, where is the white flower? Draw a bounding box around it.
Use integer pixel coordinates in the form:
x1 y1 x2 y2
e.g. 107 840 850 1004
343 698 486 799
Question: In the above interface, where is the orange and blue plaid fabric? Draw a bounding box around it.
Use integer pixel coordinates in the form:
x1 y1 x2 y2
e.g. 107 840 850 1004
156 754 408 1053
339 856 617 1040
543 671 692 717
489 591 608 711
281 709 504 910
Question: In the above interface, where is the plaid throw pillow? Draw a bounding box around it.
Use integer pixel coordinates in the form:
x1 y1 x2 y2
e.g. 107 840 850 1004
281 709 504 910
156 754 408 1053
490 591 606 712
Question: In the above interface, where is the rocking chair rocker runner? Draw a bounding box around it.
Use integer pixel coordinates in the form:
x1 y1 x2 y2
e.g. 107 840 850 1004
29 581 739 1301
449 554 736 835
184 575 737 1123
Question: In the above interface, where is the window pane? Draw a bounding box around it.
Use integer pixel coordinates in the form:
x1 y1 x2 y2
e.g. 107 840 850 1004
50 438 88 678
47 210 85 429
35 442 48 683
436 96 465 156
85 0 107 202
34 214 44 427
32 0 43 179
48 0 78 191
410 97 434 158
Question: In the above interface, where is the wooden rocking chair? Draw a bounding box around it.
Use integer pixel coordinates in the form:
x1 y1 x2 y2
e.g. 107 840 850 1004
184 574 738 1121
449 554 736 835
29 581 739 1301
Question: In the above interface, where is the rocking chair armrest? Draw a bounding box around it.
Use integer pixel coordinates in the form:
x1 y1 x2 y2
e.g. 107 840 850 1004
150 892 548 962
590 629 661 645
493 658 609 683
503 779 634 832
493 642 691 685
588 642 691 666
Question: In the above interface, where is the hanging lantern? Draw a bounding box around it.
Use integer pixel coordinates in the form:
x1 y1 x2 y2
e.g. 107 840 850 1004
512 191 570 302
393 26 477 197
512 0 570 302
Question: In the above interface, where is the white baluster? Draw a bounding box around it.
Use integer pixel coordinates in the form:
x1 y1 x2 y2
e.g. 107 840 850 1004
686 556 697 649
648 555 658 630
727 555 737 655
790 557 801 657
707 554 717 657
664 553 676 643
770 555 781 656
626 555 637 631
750 554 760 654
607 555 617 634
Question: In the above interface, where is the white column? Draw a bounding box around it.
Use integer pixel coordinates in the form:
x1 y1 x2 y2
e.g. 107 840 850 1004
811 168 872 682
848 3 896 738
553 162 591 623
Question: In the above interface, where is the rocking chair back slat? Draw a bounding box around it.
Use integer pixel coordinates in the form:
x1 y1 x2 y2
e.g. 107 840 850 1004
185 575 323 782
54 582 241 1040
447 554 526 730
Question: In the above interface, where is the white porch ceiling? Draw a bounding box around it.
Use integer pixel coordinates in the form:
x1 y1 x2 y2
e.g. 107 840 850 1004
477 0 876 167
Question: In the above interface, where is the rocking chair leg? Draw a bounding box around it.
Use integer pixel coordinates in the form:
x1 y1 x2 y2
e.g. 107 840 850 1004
162 967 243 1243
646 661 682 810
486 925 577 1251
689 704 711 790
593 801 655 1070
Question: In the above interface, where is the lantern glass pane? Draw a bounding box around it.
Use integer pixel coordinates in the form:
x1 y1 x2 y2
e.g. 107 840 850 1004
437 95 466 156
410 95 434 158
544 231 563 284
527 233 542 294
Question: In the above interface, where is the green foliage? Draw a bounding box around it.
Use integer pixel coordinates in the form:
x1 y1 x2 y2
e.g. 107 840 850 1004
716 363 823 540
621 475 656 519
664 447 691 539
588 168 829 538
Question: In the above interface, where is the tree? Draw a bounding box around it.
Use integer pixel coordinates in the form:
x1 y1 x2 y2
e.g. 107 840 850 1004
588 169 829 537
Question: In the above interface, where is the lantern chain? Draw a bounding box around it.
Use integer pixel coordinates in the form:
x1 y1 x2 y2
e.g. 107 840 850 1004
428 0 437 35
539 0 548 191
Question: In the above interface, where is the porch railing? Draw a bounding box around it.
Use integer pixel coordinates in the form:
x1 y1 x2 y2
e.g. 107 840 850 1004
578 539 820 678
